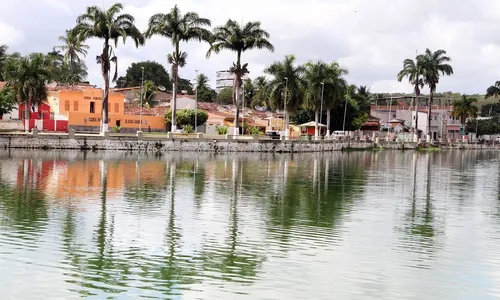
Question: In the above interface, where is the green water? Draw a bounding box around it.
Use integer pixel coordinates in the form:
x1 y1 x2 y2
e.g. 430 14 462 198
0 150 499 299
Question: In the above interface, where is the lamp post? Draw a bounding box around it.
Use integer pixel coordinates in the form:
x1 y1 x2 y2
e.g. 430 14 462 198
320 82 324 138
195 70 199 133
139 67 144 132
284 77 288 138
342 89 349 134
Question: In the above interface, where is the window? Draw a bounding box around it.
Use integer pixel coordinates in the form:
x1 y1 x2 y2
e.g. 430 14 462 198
90 102 95 113
74 101 79 111
65 101 70 111
115 103 119 113
116 120 121 127
434 116 437 120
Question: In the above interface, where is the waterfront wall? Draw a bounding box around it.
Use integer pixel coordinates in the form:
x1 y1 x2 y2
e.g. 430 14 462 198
0 133 497 153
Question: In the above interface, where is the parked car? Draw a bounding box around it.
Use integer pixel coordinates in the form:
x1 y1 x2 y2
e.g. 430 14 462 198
265 131 280 139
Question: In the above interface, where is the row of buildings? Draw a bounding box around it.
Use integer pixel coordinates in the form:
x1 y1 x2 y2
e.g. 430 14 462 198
361 97 462 141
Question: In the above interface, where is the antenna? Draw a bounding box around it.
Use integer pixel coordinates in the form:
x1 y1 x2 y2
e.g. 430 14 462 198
158 85 166 92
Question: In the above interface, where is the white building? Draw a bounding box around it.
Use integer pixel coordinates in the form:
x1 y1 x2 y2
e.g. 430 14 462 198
215 70 249 92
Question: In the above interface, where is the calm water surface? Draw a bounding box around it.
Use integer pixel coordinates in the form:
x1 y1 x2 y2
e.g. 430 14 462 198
0 150 500 299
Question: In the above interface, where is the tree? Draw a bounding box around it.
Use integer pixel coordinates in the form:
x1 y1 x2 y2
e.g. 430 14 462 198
177 77 194 94
3 53 53 131
480 103 500 117
164 109 208 127
322 62 348 136
145 5 212 132
304 61 333 137
485 81 500 99
74 3 145 133
418 49 454 141
466 118 500 136
138 80 157 107
54 28 89 83
217 87 233 104
242 78 255 108
0 86 16 115
207 19 274 135
397 56 424 140
0 45 8 81
116 61 171 88
452 95 478 124
265 55 305 135
251 76 269 108
195 73 216 102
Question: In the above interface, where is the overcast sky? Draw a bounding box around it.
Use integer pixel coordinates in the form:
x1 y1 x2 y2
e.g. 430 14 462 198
1 0 499 94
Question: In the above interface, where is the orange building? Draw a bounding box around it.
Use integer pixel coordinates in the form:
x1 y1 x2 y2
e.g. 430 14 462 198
47 86 166 133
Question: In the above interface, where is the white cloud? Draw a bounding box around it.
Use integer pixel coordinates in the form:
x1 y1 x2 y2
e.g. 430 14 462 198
0 21 24 46
1 0 500 94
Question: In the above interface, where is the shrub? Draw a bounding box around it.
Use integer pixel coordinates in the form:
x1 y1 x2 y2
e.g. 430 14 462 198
249 126 261 135
183 124 194 134
216 125 228 135
112 125 121 133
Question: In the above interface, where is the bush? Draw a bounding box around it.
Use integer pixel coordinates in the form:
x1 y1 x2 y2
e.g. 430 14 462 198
249 126 261 135
216 125 228 135
112 125 121 133
183 124 194 134
164 109 208 128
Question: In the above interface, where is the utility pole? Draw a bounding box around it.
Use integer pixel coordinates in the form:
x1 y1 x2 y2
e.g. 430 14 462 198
194 70 199 133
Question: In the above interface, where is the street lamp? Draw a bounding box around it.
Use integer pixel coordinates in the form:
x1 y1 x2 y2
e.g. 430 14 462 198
284 77 288 138
320 82 324 138
139 66 144 132
194 69 199 133
342 89 349 134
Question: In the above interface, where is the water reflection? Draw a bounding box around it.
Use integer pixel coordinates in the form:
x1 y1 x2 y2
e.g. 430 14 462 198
0 150 500 298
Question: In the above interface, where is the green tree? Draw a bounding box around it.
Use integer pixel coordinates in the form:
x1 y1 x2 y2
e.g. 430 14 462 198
0 86 16 115
3 53 53 131
466 118 500 136
485 81 500 99
207 19 274 135
480 103 500 117
116 61 171 89
138 80 157 107
304 61 331 136
452 95 478 124
397 56 424 138
418 49 454 141
166 109 208 127
195 73 216 102
54 28 89 83
322 62 348 135
242 78 255 108
74 2 145 133
217 87 233 104
0 45 8 80
145 5 212 131
265 55 305 134
251 76 270 108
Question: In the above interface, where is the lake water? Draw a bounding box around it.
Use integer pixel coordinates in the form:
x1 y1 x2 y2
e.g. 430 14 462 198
0 150 500 299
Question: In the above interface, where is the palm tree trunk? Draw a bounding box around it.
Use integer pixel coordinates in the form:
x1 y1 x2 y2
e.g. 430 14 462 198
24 99 29 132
427 91 433 142
101 42 110 134
233 51 242 136
326 109 331 137
171 63 178 132
314 109 319 138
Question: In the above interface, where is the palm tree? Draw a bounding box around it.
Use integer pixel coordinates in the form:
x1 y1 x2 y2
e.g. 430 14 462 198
251 76 269 108
265 55 305 135
397 57 424 140
0 44 8 80
145 5 212 132
140 80 157 107
485 81 500 99
323 63 348 136
195 73 210 91
3 53 53 132
304 61 330 137
418 49 454 142
452 95 478 124
74 3 144 134
207 19 274 135
54 28 89 83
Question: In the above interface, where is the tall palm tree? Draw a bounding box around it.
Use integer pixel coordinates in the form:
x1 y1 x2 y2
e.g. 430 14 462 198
304 61 330 137
418 49 454 142
207 19 274 135
74 3 144 134
485 81 500 99
265 55 305 136
3 53 53 132
0 44 8 80
452 95 478 125
140 80 157 107
323 62 348 136
145 5 212 132
54 28 89 83
397 57 424 140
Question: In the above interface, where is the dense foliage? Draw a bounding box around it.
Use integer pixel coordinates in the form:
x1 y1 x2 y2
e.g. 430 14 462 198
116 61 171 88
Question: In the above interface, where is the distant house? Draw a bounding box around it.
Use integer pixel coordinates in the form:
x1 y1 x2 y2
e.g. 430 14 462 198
360 115 380 134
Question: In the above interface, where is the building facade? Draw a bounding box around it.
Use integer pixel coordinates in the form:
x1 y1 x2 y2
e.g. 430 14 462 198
215 70 249 92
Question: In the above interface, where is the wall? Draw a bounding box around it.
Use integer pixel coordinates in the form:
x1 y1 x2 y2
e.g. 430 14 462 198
58 88 124 116
68 112 166 132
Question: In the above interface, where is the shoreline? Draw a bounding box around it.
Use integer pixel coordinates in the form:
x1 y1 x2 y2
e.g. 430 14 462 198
0 132 496 153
